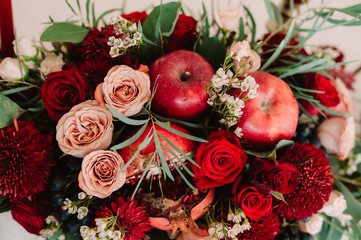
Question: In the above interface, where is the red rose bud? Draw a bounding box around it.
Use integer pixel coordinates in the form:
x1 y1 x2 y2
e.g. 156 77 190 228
250 158 299 194
300 73 340 115
192 130 248 189
11 199 47 235
40 67 87 120
232 186 272 221
122 11 147 25
167 14 198 52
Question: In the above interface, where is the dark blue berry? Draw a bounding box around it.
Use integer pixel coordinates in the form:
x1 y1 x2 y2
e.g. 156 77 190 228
48 174 68 192
60 210 71 221
50 192 64 208
277 232 291 240
63 217 82 235
309 136 321 149
297 124 312 138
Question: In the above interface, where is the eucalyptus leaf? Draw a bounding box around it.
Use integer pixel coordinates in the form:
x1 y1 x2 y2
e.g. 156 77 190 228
155 120 207 142
142 2 180 42
243 6 256 46
334 178 361 222
0 94 24 128
238 17 245 41
111 122 149 150
49 229 64 240
0 86 33 95
95 8 122 27
246 140 294 159
107 105 149 126
195 37 225 70
272 191 294 209
40 22 89 42
154 131 174 180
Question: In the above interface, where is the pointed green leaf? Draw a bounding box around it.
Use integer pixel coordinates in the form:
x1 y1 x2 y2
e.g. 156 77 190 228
0 86 33 95
95 8 122 27
107 105 149 126
272 191 294 209
0 94 24 128
334 178 361 222
155 120 207 142
111 122 149 150
40 22 89 42
154 132 174 180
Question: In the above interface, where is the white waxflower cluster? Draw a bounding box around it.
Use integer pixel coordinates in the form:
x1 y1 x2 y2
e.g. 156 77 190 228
40 215 64 239
339 154 361 176
208 220 251 240
62 192 91 218
62 198 77 214
206 63 259 137
77 206 89 220
39 227 57 239
107 16 143 58
80 218 124 240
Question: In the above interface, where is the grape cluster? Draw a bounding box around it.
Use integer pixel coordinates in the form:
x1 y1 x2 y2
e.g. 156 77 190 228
292 123 321 149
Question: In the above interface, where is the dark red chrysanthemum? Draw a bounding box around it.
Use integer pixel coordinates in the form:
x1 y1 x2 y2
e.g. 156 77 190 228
0 121 54 201
275 143 333 220
95 197 151 240
78 58 114 98
78 26 114 61
238 212 280 240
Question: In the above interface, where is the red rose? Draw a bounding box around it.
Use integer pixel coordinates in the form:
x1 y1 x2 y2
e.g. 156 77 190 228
40 66 87 120
232 186 272 221
122 11 148 25
192 130 248 189
301 73 340 115
250 158 299 194
167 14 198 52
11 199 47 235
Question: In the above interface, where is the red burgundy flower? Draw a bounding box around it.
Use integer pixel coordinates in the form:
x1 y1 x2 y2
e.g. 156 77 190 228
250 158 299 194
40 66 87 120
167 14 198 52
192 130 248 189
301 73 340 115
95 197 151 240
232 186 272 221
275 143 333 220
0 121 53 201
122 11 147 25
11 199 48 235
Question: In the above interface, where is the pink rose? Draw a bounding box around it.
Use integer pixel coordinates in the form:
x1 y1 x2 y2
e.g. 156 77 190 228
214 7 242 32
317 117 356 161
176 226 212 240
228 41 261 74
298 214 323 235
56 100 114 158
328 77 356 114
95 65 151 117
78 150 126 198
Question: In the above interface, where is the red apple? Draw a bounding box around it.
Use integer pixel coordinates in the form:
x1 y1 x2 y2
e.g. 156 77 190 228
149 50 214 120
230 71 299 151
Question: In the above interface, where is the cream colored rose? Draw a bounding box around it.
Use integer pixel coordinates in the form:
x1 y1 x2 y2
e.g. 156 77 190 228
95 65 151 117
56 100 114 158
329 77 356 114
228 41 261 74
299 214 324 235
13 37 37 57
320 190 352 226
317 117 356 161
0 58 26 80
214 7 242 32
78 150 126 198
40 53 65 76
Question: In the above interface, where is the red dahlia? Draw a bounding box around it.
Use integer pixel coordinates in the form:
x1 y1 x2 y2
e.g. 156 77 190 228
95 197 151 240
238 212 280 240
0 121 53 201
275 143 333 220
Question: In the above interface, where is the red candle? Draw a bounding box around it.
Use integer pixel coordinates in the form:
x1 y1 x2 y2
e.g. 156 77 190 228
0 0 15 57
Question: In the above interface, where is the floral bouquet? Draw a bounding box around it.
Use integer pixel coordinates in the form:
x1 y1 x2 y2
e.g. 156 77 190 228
0 0 361 239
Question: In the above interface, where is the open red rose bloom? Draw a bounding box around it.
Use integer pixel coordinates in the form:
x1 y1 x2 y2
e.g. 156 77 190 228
0 0 360 240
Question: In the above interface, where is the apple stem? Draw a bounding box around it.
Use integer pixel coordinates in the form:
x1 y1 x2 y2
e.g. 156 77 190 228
180 71 191 82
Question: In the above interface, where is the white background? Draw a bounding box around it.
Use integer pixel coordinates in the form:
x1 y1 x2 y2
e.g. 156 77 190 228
1 0 361 239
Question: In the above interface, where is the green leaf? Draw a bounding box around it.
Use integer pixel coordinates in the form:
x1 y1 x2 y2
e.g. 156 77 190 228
153 113 203 129
154 132 174 181
195 37 225 70
118 130 154 174
260 20 295 71
271 2 283 27
158 131 200 168
107 105 149 126
95 8 122 27
334 178 361 222
238 17 245 41
49 229 64 240
142 2 180 41
40 22 89 42
264 0 274 29
0 86 33 95
0 94 24 128
272 191 294 209
132 153 155 199
246 140 294 159
155 120 207 142
243 6 256 46
111 123 149 150
86 0 91 25
65 0 77 15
